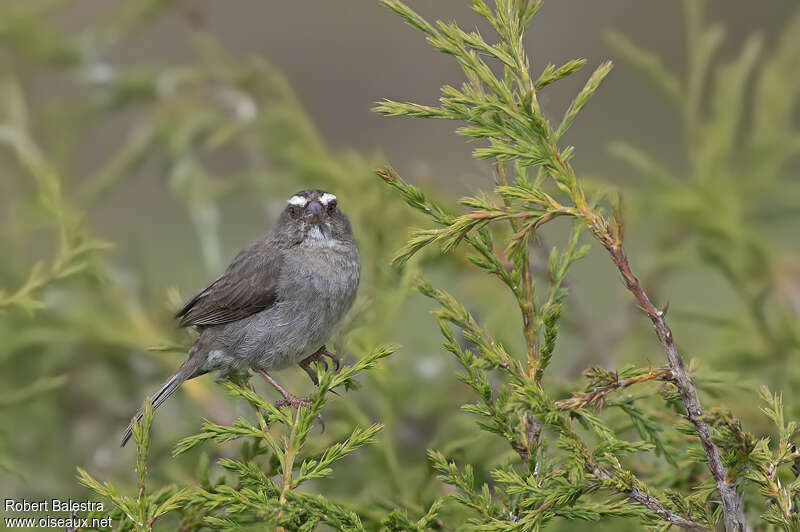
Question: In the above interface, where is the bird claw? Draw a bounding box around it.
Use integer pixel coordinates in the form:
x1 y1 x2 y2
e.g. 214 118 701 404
320 347 342 372
300 359 319 386
299 346 343 386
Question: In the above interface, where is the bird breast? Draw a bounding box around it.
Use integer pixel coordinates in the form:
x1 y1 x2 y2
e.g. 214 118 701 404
280 241 360 323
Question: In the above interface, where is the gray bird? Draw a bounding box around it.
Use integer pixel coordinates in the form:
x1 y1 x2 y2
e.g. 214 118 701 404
121 189 360 446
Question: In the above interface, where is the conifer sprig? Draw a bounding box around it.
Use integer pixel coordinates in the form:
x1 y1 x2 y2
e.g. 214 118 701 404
78 400 188 531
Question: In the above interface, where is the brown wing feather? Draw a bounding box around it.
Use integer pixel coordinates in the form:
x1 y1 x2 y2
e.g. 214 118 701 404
175 241 282 328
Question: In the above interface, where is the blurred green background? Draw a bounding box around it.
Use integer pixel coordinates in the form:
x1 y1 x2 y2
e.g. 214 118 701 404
1 0 798 529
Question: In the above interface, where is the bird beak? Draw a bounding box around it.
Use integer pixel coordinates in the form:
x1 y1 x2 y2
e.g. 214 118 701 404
307 200 323 223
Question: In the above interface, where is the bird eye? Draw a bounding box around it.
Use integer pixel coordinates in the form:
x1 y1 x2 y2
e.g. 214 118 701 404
327 201 337 214
288 206 298 218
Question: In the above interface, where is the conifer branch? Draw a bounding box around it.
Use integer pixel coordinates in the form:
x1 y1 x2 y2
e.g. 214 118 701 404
595 228 748 530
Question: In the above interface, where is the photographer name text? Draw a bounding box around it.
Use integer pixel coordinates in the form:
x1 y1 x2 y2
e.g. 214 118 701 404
5 498 104 513
4 499 111 529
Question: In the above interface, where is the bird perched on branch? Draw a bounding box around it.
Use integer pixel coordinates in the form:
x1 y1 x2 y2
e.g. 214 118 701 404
122 189 360 446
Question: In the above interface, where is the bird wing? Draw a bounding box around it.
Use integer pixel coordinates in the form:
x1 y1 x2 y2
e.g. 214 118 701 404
175 241 283 328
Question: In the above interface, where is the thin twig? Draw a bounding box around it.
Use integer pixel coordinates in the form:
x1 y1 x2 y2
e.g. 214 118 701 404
528 487 709 531
555 423 710 530
555 368 674 411
495 161 543 463
589 461 709 530
626 485 709 530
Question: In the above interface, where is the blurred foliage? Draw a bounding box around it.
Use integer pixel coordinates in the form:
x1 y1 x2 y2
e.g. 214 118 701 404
607 1 800 389
0 0 798 530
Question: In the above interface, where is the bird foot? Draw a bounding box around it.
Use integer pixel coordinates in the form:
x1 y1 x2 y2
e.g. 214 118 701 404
299 346 343 386
275 394 312 409
275 395 325 431
319 347 342 372
256 369 309 408
256 369 326 430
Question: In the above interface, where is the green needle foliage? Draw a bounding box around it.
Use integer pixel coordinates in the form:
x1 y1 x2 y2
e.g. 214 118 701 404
78 400 188 531
79 346 398 530
171 345 397 530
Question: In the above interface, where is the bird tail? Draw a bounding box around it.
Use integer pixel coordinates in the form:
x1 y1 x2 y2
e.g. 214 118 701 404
120 356 204 447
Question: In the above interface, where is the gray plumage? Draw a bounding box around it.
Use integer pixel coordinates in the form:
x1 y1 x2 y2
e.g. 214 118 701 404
122 189 360 446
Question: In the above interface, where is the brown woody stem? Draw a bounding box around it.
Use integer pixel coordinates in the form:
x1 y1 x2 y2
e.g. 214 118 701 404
594 227 748 531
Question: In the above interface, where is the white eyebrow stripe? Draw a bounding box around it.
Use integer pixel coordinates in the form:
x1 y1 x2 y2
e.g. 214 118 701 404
319 193 337 205
287 195 308 206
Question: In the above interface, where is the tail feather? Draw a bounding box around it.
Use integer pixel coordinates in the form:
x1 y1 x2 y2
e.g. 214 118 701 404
121 360 200 447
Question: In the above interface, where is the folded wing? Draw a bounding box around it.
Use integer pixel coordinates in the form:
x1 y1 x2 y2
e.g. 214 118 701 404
175 241 283 328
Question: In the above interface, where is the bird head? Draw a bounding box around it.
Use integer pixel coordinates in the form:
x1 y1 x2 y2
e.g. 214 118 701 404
277 189 354 245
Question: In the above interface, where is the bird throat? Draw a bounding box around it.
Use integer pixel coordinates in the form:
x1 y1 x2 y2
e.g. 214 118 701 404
305 224 328 242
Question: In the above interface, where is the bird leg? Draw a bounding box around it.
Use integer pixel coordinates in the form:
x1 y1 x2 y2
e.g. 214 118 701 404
298 345 342 386
256 369 310 408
